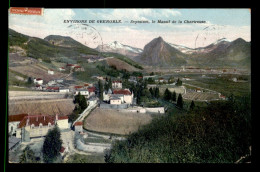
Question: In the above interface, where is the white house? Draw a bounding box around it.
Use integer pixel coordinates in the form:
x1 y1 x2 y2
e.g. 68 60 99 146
87 97 99 106
112 81 122 89
56 115 69 129
34 78 43 85
74 121 83 132
103 89 112 102
59 88 70 93
48 80 56 86
113 89 134 104
58 67 65 71
74 89 89 96
48 70 54 75
110 97 122 105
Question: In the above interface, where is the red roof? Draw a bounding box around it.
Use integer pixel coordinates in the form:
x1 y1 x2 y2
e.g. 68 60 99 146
74 121 83 126
60 67 65 69
112 81 122 83
74 86 83 89
46 87 59 90
36 78 42 81
9 114 28 122
18 115 55 128
137 76 143 78
84 84 89 86
60 146 65 153
36 84 41 87
113 89 131 95
58 116 68 120
87 87 96 93
74 66 81 68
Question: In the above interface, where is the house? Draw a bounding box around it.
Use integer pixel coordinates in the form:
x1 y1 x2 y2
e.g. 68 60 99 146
9 114 28 136
74 121 83 132
110 96 122 105
66 64 75 69
34 78 43 85
112 81 122 89
48 70 54 75
103 89 112 102
158 78 164 83
195 88 202 93
232 77 238 82
58 67 65 71
74 89 89 96
56 79 64 83
35 84 42 90
46 86 59 92
15 114 69 142
59 88 70 93
87 87 96 97
113 89 133 104
74 66 84 72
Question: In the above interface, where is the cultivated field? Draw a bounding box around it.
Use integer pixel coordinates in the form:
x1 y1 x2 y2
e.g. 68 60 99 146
183 92 219 101
8 98 74 116
9 64 67 83
84 108 153 135
106 58 140 72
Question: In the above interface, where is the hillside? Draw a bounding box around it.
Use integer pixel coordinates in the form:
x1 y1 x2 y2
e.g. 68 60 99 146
106 58 140 72
8 29 99 61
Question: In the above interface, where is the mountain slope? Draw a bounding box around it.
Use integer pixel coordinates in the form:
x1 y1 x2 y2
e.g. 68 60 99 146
8 29 99 60
96 41 143 58
135 37 187 67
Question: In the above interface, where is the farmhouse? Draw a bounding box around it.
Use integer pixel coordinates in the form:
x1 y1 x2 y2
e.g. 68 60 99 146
74 121 83 132
48 70 54 75
66 64 75 69
113 89 133 104
74 66 84 72
87 87 96 97
59 88 70 93
46 86 59 92
112 81 122 89
34 78 43 85
13 114 69 142
58 67 65 71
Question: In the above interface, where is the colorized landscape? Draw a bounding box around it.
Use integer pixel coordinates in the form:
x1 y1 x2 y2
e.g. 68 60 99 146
8 9 251 163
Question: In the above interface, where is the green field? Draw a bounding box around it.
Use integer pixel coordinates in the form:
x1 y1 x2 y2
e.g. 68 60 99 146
65 153 105 163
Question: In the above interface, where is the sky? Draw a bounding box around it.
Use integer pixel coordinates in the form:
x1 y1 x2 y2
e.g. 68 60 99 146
9 9 251 49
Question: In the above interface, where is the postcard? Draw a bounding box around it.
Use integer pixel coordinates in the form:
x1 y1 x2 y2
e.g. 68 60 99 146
8 8 251 163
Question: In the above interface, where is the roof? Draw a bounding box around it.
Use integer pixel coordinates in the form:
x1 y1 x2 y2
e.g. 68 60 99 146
84 84 89 86
74 66 81 68
60 146 65 153
112 81 122 83
9 114 28 122
113 89 131 95
46 87 59 90
74 86 83 89
74 121 83 126
36 78 42 81
59 67 65 69
58 116 68 120
87 87 96 93
18 115 55 128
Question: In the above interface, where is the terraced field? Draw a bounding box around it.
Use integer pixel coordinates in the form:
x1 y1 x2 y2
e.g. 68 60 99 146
183 92 219 101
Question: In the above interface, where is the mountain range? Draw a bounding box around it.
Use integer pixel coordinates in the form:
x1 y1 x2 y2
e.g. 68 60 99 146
9 28 250 69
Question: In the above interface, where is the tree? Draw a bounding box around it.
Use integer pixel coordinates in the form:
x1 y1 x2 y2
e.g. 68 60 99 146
172 91 177 102
19 146 37 163
149 87 154 97
163 88 171 101
98 80 104 100
177 94 184 109
74 92 87 113
155 87 160 99
176 78 182 86
108 78 112 89
27 77 33 86
150 72 154 76
104 82 109 92
190 100 195 111
42 125 63 163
